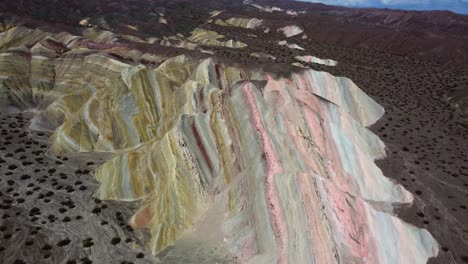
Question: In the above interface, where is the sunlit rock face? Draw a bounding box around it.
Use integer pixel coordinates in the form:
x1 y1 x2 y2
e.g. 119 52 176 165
1 25 438 263
250 52 276 60
278 40 305 51
295 55 338 67
278 25 304 38
244 0 284 13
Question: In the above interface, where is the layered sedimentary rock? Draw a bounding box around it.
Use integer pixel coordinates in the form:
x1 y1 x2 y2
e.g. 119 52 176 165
1 25 439 263
0 27 79 111
188 28 247 48
215 17 263 29
159 37 199 50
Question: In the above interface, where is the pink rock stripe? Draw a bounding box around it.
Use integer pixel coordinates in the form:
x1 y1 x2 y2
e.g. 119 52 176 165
242 81 288 264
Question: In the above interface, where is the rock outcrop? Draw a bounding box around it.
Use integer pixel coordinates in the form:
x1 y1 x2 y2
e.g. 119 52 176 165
295 55 338 67
278 25 304 38
188 28 247 49
215 17 263 29
0 24 439 263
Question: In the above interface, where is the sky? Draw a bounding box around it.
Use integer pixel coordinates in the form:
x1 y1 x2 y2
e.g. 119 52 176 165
299 0 468 14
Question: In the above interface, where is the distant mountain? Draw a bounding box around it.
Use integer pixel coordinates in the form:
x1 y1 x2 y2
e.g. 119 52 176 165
2 0 467 65
252 0 468 64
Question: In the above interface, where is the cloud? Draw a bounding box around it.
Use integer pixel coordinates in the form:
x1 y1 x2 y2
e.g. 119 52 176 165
381 0 428 4
300 0 468 13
